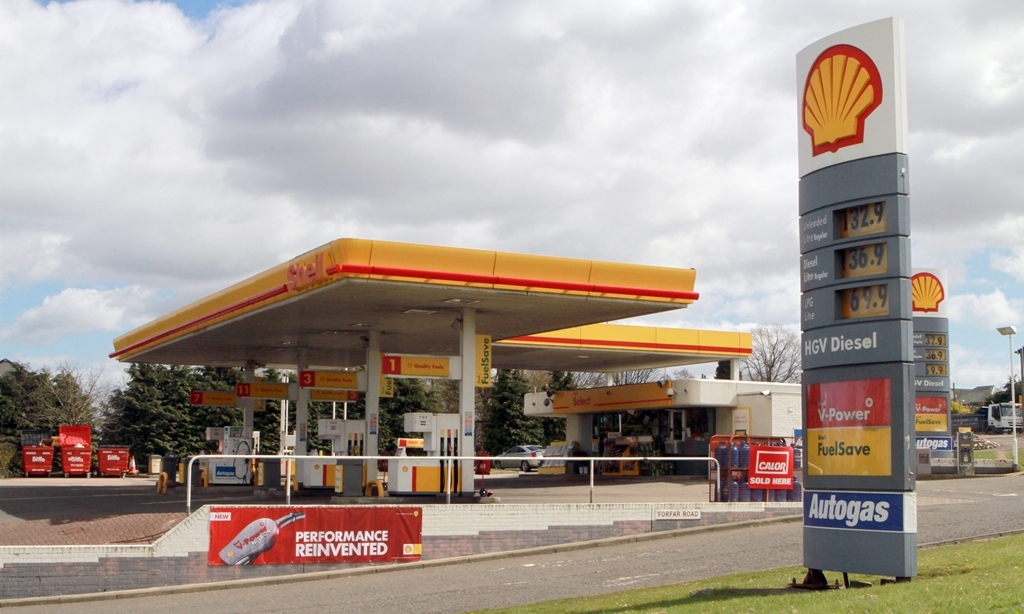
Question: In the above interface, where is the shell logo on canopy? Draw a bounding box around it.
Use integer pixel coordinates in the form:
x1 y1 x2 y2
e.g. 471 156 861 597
911 272 945 313
802 44 883 157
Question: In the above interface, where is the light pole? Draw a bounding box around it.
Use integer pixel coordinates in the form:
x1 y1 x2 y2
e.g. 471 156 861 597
997 326 1018 472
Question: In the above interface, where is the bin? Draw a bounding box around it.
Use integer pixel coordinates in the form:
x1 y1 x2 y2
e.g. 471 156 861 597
97 447 131 477
181 457 203 485
21 446 54 476
162 456 180 485
148 454 162 475
58 425 92 477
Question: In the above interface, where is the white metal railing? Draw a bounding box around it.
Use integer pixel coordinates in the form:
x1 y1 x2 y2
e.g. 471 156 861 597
183 454 719 513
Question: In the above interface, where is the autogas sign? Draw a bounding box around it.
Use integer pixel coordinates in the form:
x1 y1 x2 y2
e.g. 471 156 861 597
915 436 952 452
804 491 916 533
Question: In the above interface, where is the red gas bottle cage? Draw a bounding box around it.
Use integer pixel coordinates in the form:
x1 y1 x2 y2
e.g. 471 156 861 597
708 434 802 503
58 425 92 478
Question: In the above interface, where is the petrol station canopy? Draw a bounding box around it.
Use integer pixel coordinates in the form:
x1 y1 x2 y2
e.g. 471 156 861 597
112 238 746 371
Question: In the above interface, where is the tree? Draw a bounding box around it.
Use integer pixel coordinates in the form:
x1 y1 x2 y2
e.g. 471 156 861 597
715 360 732 380
540 371 574 443
34 362 109 429
987 377 1022 405
573 369 665 388
0 361 50 438
480 369 542 455
377 378 441 454
740 324 802 383
104 364 212 457
104 364 247 458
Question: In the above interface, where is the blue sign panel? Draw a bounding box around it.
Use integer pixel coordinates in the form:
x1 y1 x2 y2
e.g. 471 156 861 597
214 465 237 478
804 490 915 532
916 436 953 452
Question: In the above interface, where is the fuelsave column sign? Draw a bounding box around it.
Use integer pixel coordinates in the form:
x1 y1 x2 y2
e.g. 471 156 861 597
797 18 916 579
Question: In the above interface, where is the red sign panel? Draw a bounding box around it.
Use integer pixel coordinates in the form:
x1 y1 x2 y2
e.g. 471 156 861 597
208 507 423 566
806 378 891 429
914 396 947 414
748 446 794 490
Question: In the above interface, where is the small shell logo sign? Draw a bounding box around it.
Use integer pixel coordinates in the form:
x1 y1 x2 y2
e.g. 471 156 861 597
911 272 945 313
802 44 883 156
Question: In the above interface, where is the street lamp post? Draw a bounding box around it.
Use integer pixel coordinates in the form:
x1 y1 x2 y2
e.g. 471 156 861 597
997 326 1018 472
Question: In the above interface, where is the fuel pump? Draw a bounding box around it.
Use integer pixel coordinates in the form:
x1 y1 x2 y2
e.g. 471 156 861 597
203 426 254 485
315 419 367 493
388 413 462 495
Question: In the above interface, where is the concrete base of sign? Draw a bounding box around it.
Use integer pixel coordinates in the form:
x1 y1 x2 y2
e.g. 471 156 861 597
804 526 916 577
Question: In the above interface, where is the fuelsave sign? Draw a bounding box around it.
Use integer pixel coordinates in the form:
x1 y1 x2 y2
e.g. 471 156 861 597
748 446 794 490
805 378 892 476
208 507 422 566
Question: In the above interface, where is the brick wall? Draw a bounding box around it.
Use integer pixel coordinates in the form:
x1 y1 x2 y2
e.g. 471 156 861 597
0 502 800 600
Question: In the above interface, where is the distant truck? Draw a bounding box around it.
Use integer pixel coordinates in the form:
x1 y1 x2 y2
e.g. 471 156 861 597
951 403 1022 434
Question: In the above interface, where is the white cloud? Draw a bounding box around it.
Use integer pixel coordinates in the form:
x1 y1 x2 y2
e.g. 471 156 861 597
948 290 1021 329
2 286 154 344
1 0 1024 381
991 248 1024 283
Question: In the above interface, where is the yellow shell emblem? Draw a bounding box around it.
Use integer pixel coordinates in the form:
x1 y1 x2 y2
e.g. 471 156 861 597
803 44 882 156
911 273 945 313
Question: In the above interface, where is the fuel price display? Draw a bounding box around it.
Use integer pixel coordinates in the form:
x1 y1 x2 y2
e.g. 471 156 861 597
841 243 888 279
841 284 890 320
839 202 886 239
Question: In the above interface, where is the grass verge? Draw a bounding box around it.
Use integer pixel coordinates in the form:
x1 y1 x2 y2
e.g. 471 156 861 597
473 533 1024 614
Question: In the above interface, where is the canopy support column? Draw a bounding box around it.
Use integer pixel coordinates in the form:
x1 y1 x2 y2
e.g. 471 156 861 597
296 347 310 457
365 330 381 482
459 308 476 494
242 361 256 435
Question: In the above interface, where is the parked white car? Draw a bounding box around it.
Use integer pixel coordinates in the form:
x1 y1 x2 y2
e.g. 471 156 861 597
493 445 545 471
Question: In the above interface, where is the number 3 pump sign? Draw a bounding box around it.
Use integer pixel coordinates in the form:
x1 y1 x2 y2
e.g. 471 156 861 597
208 507 423 566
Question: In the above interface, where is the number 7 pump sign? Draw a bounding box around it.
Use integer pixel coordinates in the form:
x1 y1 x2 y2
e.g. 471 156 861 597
748 446 795 489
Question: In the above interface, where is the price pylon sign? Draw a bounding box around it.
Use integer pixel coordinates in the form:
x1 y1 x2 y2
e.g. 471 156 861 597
797 17 916 579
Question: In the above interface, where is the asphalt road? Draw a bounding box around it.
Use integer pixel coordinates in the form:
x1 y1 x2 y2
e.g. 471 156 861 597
10 473 1024 614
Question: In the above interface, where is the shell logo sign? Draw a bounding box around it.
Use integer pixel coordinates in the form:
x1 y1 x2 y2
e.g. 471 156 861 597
802 45 882 157
911 272 945 314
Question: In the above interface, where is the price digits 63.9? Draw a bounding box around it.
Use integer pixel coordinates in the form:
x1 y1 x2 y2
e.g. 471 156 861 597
842 284 890 319
841 242 888 278
839 202 886 238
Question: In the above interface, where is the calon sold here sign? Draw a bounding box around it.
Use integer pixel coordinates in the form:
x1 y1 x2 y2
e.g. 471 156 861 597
208 507 422 566
748 446 794 490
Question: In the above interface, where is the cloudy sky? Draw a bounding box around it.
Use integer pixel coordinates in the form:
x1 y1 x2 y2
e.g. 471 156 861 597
1 0 1022 389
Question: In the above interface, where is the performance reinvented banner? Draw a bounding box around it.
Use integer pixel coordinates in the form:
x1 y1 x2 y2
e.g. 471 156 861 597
208 506 422 566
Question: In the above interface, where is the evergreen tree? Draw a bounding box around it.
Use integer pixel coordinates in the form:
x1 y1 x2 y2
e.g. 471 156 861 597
541 371 574 443
715 360 731 379
481 369 542 455
104 364 245 457
378 378 440 454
